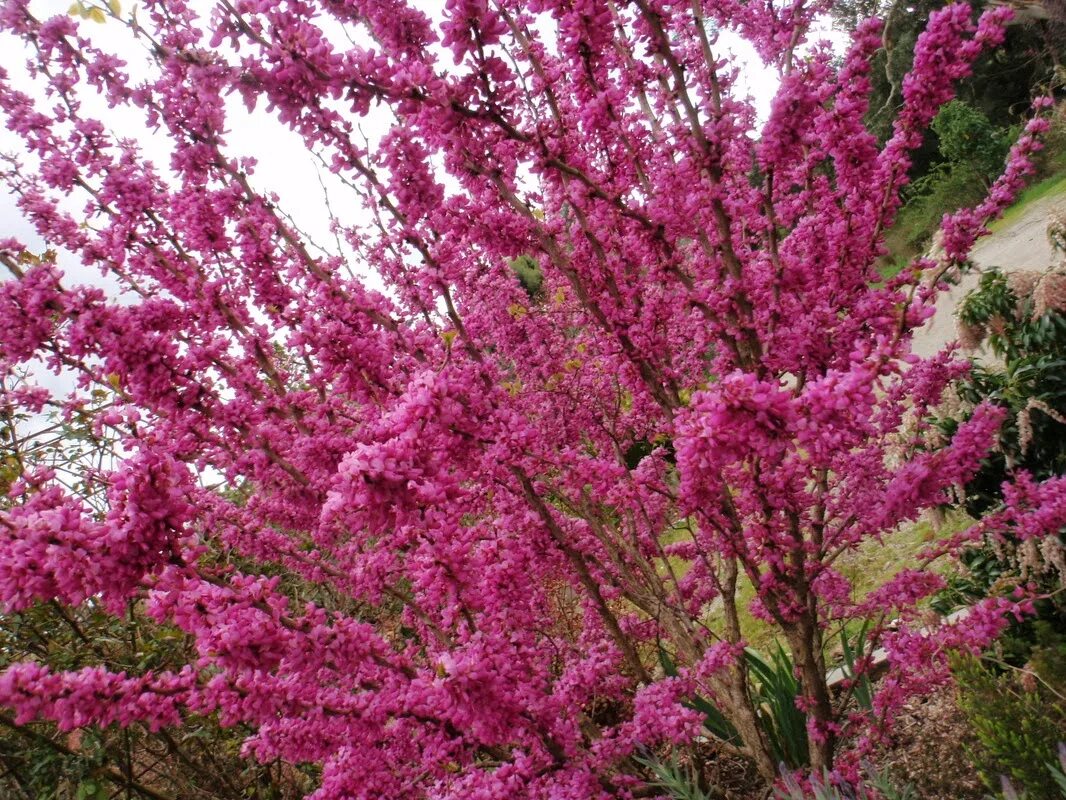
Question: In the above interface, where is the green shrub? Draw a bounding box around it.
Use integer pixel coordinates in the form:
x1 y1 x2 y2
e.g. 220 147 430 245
634 751 719 800
997 745 1066 800
884 100 1016 258
953 643 1066 800
1035 104 1066 176
836 620 875 714
508 254 543 299
931 101 1014 186
659 643 809 770
888 164 987 253
931 269 1066 626
634 753 915 800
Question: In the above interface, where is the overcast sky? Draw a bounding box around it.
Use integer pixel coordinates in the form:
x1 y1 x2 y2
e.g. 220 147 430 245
0 0 811 262
0 1 850 415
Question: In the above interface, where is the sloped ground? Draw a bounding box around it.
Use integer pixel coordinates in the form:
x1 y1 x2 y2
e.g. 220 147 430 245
911 192 1065 358
874 190 1066 799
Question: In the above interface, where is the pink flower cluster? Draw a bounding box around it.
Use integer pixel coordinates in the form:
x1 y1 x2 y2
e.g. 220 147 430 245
0 0 1058 795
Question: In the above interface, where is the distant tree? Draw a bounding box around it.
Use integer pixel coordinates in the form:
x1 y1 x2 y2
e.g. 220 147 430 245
932 100 1015 186
833 0 1057 145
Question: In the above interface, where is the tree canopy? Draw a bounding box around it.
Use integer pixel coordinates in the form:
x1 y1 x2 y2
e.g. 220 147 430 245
0 1 1062 798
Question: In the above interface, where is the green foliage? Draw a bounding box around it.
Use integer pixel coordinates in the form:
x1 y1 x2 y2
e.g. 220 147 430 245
948 269 1066 516
931 543 1008 616
624 436 676 470
1036 106 1066 177
998 748 1066 800
508 255 543 300
931 101 1014 184
832 2 1062 273
891 102 1014 254
0 724 108 800
0 446 317 800
957 272 1018 351
953 642 1066 800
843 0 1057 145
0 594 314 800
634 752 916 800
828 0 885 40
887 162 987 254
931 270 1066 639
927 271 1066 622
657 646 742 750
745 645 810 770
66 1 110 24
837 620 875 714
775 764 916 800
634 751 719 800
658 643 809 769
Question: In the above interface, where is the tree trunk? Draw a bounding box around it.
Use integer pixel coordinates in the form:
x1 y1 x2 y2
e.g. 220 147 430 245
723 664 779 781
785 617 835 772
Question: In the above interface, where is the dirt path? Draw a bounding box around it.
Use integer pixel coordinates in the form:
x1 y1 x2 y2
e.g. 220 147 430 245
911 193 1064 358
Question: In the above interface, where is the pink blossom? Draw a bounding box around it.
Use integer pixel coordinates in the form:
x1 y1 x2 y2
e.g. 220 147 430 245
0 0 1056 795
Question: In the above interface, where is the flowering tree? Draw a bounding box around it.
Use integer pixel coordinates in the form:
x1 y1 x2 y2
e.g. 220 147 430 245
0 0 1063 797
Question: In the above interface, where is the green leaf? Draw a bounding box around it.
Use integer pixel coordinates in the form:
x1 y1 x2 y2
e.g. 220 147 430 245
657 645 678 678
1049 760 1066 797
76 780 106 800
684 694 742 745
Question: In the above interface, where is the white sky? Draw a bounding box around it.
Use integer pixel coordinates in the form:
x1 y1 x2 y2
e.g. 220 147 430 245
0 1 847 263
0 1 848 413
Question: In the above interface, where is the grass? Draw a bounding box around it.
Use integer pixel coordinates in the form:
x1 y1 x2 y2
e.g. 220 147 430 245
988 170 1066 234
880 133 1066 274
836 508 974 600
876 253 911 283
689 509 976 653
